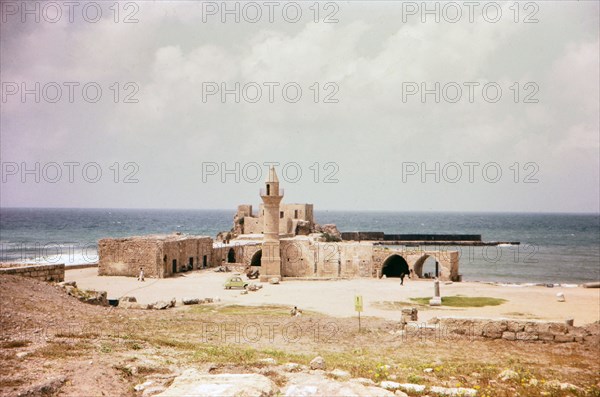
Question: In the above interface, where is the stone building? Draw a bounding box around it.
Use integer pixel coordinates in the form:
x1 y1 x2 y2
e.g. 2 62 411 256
98 167 460 281
98 234 212 278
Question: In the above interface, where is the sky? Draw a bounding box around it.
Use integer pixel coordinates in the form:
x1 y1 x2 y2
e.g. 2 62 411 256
1 1 599 212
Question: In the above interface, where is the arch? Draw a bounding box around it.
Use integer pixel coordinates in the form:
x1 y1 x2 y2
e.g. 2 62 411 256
381 254 409 278
227 248 236 263
414 255 438 278
250 249 262 266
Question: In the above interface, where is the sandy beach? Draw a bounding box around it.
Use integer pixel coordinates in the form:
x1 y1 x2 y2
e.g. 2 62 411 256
66 267 600 325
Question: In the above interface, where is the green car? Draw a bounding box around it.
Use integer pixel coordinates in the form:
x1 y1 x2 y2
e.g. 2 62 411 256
224 275 248 289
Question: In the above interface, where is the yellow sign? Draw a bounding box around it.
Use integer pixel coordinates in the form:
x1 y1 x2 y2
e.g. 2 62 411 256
355 295 363 312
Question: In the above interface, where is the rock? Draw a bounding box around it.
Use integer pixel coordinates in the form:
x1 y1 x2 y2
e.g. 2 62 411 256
16 352 29 358
259 358 277 365
153 301 170 310
350 378 376 386
545 380 581 391
283 372 393 397
394 391 409 397
58 281 76 288
283 363 301 372
269 277 280 285
320 224 342 240
142 386 167 396
498 369 519 382
380 381 400 390
330 369 351 379
423 368 433 373
429 386 477 396
120 296 137 303
182 298 200 305
18 376 67 396
80 289 108 306
134 380 154 391
397 383 426 393
169 298 176 308
155 370 277 397
310 356 326 370
248 284 260 292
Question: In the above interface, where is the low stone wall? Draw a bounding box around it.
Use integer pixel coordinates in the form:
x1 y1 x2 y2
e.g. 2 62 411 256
437 317 599 343
0 263 65 282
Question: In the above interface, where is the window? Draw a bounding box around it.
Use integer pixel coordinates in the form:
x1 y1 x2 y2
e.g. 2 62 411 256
280 211 284 218
266 185 270 195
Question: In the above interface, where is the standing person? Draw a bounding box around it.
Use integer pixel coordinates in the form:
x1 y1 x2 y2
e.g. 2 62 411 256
138 267 145 282
400 272 406 286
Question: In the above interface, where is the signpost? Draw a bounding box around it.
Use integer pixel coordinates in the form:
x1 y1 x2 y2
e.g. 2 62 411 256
355 295 363 331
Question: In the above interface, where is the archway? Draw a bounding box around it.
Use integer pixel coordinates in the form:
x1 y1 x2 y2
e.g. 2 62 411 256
414 255 438 278
250 249 262 266
381 254 409 278
227 248 236 263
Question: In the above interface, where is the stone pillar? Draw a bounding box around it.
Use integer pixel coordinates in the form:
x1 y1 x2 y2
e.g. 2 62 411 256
429 280 441 306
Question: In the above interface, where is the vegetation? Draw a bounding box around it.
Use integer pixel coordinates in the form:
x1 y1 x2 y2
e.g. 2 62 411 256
410 295 507 307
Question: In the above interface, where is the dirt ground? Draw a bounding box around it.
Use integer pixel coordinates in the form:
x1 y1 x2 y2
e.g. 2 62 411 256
1 274 599 397
69 267 600 324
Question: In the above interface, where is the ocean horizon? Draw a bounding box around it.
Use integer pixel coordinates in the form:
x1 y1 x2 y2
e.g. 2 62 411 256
1 207 598 285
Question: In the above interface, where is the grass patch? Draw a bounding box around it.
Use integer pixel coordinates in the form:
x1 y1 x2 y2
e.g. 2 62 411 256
371 301 426 311
1 340 31 349
409 295 507 307
33 341 91 359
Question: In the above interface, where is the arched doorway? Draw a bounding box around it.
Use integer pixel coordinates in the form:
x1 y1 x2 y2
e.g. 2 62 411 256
381 254 409 278
251 249 262 266
414 255 438 278
227 248 236 263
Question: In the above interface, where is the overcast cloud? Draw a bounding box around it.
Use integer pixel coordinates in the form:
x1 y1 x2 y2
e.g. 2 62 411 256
1 1 598 212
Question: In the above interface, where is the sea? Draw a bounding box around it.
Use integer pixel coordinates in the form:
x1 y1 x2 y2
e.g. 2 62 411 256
0 208 598 284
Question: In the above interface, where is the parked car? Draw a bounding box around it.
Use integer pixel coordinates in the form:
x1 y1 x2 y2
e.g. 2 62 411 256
224 274 248 289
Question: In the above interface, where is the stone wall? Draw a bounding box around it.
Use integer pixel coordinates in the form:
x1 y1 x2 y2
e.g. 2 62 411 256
437 317 599 343
0 263 65 282
280 238 374 278
373 247 459 281
239 203 314 235
98 234 213 278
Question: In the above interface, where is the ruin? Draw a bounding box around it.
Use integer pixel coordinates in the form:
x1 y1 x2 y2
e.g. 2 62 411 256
98 167 461 281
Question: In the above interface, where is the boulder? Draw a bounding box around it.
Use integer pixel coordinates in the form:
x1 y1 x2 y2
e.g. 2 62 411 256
269 277 280 285
429 386 478 396
259 358 277 365
498 369 519 382
396 384 426 393
329 369 351 379
153 301 170 310
182 298 200 305
309 356 326 370
283 363 301 372
155 370 277 397
282 372 393 397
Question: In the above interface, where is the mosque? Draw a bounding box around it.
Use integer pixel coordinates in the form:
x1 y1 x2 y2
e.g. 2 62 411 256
98 167 460 281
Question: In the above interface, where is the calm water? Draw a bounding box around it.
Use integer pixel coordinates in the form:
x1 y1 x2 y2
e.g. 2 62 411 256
1 208 598 284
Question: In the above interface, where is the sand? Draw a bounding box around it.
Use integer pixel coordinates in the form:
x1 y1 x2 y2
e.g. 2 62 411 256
66 267 600 325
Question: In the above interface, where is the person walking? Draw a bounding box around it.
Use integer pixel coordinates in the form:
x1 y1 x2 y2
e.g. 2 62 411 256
138 267 145 282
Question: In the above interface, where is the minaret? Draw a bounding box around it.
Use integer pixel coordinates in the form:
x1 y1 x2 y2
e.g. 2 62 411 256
260 166 283 281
